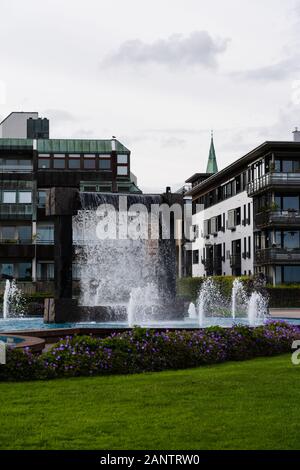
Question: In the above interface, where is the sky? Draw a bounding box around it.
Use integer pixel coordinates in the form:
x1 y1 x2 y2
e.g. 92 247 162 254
1 0 300 192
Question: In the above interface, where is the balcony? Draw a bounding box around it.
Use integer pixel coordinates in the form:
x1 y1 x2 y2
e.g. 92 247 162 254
248 173 300 196
255 247 300 265
0 203 32 220
255 210 300 228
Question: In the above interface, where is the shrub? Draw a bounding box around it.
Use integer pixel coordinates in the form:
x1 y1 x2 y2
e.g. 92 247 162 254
0 321 298 382
177 276 250 301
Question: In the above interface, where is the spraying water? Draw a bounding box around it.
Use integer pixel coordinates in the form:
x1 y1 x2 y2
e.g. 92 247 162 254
231 279 249 320
188 302 197 320
247 291 268 326
2 279 25 319
127 283 160 326
3 280 10 319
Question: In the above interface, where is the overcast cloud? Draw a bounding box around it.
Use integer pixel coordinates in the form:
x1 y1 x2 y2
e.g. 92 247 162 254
0 0 300 192
103 31 229 68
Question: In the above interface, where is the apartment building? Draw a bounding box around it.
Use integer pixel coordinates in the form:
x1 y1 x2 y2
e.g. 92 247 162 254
0 112 140 290
186 130 300 285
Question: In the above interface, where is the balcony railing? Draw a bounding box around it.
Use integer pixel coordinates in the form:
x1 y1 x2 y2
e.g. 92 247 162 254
255 210 300 228
0 203 32 219
0 239 32 245
255 247 300 264
248 173 300 196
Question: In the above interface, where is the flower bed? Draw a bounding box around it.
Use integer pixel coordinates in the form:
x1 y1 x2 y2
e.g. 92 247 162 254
0 321 298 381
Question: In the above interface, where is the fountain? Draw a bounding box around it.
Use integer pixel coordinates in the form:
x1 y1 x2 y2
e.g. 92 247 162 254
2 279 25 319
3 280 10 319
72 192 182 323
188 302 197 320
191 277 268 327
247 291 268 326
127 283 160 327
231 278 249 320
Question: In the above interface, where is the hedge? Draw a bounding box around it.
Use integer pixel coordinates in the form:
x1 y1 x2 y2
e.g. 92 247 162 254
0 321 297 381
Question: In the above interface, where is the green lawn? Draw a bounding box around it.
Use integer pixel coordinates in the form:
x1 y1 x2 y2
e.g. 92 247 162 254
0 354 299 450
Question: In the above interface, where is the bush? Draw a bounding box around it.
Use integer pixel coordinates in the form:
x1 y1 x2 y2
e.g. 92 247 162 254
0 321 298 382
177 276 250 301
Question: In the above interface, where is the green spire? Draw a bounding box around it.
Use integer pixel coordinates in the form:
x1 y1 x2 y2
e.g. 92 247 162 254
206 130 218 174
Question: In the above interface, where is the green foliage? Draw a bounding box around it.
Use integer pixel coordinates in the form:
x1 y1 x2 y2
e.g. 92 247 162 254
0 321 296 382
177 276 250 301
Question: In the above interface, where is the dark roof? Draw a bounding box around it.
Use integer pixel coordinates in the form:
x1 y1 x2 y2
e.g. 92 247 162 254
185 172 210 183
186 141 300 197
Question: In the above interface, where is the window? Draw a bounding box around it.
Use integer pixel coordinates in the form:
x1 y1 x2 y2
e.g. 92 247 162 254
38 159 50 169
117 154 128 164
68 159 81 169
18 226 32 243
117 166 128 176
37 262 54 281
248 236 251 258
2 226 15 241
84 159 96 169
36 224 54 244
193 250 199 264
282 160 293 172
284 231 300 249
38 190 47 207
99 159 111 169
3 191 16 203
18 262 32 280
18 191 32 203
0 263 14 277
283 266 300 284
53 159 65 169
282 196 299 211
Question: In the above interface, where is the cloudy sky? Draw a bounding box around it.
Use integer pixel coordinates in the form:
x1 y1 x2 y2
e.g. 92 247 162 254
1 0 300 192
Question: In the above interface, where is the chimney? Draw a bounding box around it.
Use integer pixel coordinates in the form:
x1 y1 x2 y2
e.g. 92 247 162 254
293 127 300 142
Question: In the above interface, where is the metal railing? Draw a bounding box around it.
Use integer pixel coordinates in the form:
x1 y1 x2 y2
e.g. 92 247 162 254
255 210 300 228
255 247 300 264
0 203 32 219
248 173 300 196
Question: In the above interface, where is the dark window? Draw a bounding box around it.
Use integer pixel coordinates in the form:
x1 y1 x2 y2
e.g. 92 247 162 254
282 196 299 211
193 250 199 264
99 159 111 169
38 159 50 169
235 207 241 225
53 159 65 169
282 160 293 172
84 160 96 169
68 159 81 169
283 266 300 284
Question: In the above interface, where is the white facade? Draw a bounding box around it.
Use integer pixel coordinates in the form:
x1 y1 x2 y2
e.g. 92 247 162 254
0 112 38 138
192 190 254 277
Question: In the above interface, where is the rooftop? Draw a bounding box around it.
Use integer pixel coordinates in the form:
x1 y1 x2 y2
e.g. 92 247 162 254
0 138 130 153
186 140 300 197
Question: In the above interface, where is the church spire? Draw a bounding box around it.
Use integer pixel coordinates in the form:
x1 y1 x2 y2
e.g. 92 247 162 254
206 130 218 174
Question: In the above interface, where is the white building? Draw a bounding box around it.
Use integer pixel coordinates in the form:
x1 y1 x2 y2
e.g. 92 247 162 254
185 131 300 285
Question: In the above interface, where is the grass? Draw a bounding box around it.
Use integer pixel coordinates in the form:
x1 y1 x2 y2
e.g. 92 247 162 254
0 354 299 450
